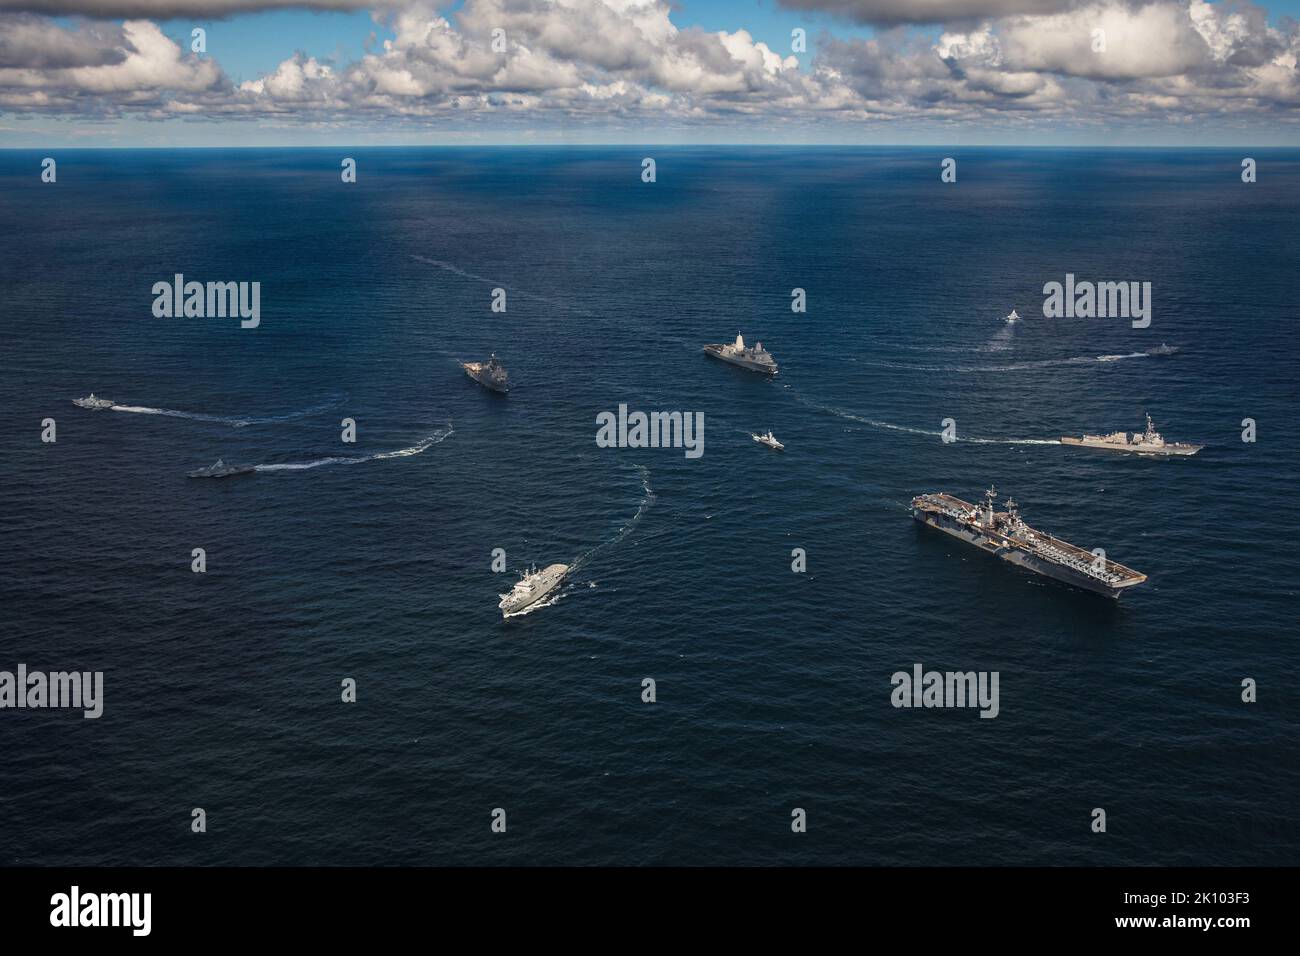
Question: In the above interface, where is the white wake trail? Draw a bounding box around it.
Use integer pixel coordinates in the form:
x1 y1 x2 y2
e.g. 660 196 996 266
110 396 344 427
412 255 596 316
255 425 454 472
793 395 1060 446
571 464 656 573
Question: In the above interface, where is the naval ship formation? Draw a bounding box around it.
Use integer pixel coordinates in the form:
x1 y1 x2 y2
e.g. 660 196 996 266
912 488 1148 599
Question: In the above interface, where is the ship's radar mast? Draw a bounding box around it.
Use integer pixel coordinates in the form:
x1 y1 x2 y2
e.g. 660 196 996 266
983 486 998 524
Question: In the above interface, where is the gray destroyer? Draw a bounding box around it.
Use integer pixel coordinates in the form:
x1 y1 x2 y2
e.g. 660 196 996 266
1061 413 1202 456
911 488 1147 599
703 333 777 374
73 394 115 410
499 563 569 617
463 354 509 393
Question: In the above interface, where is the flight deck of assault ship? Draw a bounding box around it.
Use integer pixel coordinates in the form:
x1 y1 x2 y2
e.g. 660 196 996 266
462 354 509 393
911 488 1147 598
1061 413 1202 456
703 333 778 374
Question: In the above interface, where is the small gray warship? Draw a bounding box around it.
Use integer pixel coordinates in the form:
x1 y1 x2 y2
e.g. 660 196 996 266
188 459 257 479
499 563 569 617
703 333 778 374
1061 413 1202 456
462 354 509 393
911 487 1147 599
73 394 115 410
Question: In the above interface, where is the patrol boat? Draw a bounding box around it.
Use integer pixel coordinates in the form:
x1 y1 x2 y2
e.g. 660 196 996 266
462 354 509 393
703 333 778 374
752 430 784 450
73 394 115 410
499 563 569 617
911 487 1147 599
1061 413 1202 456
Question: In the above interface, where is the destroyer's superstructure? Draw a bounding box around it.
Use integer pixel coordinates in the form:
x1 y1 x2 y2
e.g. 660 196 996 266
1061 413 1202 456
499 563 569 617
911 488 1147 598
462 353 509 393
703 333 778 374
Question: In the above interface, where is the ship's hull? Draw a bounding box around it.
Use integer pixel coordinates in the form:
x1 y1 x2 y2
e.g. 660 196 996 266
912 509 1136 599
463 365 508 393
1060 437 1201 456
702 345 777 375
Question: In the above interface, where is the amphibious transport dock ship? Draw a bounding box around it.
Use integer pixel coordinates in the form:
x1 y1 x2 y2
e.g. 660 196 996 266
1061 413 1202 456
911 488 1147 599
499 563 569 617
462 353 509 393
703 333 777 374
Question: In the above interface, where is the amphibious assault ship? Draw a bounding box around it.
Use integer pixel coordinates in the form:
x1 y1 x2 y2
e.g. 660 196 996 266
703 333 777 374
73 394 115 410
1061 413 1202 456
911 488 1147 599
462 354 509 393
499 563 569 617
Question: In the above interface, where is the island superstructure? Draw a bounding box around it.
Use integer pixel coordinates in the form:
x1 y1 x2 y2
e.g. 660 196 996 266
911 488 1147 598
1061 413 1202 456
703 333 777 374
499 563 569 616
463 354 509 393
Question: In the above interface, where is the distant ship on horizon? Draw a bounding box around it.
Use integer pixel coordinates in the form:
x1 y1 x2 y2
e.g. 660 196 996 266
912 487 1147 599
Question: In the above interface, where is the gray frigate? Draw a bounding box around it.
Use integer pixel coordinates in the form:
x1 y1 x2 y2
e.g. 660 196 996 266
911 487 1147 599
463 354 509 393
499 563 569 617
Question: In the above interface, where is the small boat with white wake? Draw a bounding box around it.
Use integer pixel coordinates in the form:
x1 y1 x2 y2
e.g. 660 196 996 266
73 394 115 410
752 430 784 451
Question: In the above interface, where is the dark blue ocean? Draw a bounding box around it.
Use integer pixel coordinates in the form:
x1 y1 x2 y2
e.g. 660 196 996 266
1 147 1297 866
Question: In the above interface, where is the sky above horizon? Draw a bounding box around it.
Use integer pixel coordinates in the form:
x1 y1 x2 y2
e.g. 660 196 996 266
2 0 1299 147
